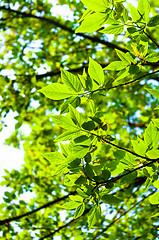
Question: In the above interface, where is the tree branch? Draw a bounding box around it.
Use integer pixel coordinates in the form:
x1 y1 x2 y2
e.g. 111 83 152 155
39 208 90 240
0 6 127 52
144 30 159 49
92 191 155 239
0 191 76 226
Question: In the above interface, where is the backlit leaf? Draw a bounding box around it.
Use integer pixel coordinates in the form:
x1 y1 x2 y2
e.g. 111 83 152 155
61 69 82 92
88 57 104 85
101 24 124 34
81 0 109 12
74 203 85 219
88 205 101 229
149 192 159 205
75 13 106 33
39 83 77 100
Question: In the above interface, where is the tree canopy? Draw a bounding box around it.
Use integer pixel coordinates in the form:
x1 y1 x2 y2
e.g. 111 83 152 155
0 0 159 239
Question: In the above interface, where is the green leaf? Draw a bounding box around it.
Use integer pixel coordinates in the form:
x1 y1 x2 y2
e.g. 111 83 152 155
115 49 131 64
74 135 91 145
149 192 159 205
145 88 159 98
75 176 87 185
101 124 108 131
147 15 159 27
75 13 106 33
69 105 82 127
84 164 95 179
101 24 124 34
51 115 79 130
152 119 159 129
76 188 89 198
144 122 158 146
150 212 159 218
120 152 136 166
129 4 141 22
60 97 80 114
69 195 83 202
144 52 159 63
53 164 68 176
61 69 82 92
101 194 122 204
137 0 150 21
74 203 85 219
39 83 77 100
153 180 159 189
72 145 90 158
82 121 96 131
115 67 129 82
88 205 101 229
146 149 159 159
81 0 108 12
56 130 80 141
101 169 111 181
43 152 66 163
60 143 69 157
78 8 93 23
131 139 148 156
104 61 128 71
61 201 82 210
88 57 104 85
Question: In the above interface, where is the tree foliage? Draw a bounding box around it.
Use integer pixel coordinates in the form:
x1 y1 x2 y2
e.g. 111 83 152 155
0 0 159 239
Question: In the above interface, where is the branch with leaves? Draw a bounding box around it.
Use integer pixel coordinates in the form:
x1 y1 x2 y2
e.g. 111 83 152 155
0 191 76 226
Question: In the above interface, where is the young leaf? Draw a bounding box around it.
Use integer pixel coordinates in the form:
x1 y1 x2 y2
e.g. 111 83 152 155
69 195 83 202
60 96 81 114
144 122 158 146
144 52 159 63
131 140 148 156
145 88 159 98
88 205 101 229
101 24 124 34
61 69 82 92
75 13 106 33
146 149 159 159
72 145 90 158
43 152 66 163
149 192 159 205
39 83 77 100
78 8 93 23
137 0 150 22
153 180 159 189
115 49 131 64
74 203 85 219
69 105 82 127
76 188 89 198
61 201 82 210
129 4 141 22
60 143 69 157
88 57 104 85
51 115 79 130
55 130 80 141
152 119 159 129
81 0 109 12
147 15 159 27
104 61 128 71
53 164 68 176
